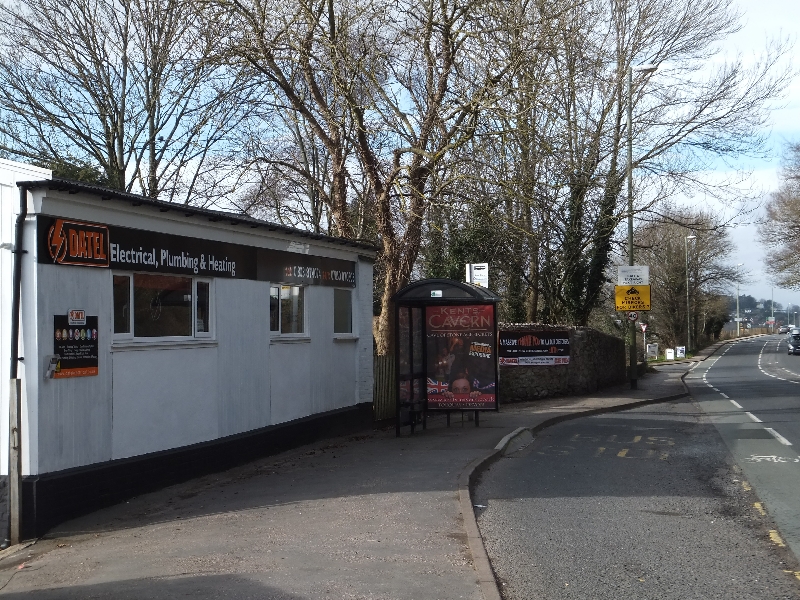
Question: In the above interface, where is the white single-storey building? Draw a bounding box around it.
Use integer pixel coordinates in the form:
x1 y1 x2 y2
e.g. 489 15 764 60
0 159 375 538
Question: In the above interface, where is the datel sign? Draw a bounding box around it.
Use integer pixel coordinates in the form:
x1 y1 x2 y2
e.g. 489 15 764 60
46 219 109 268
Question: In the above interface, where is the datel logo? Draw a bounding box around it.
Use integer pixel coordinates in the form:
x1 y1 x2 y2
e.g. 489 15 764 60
47 219 110 267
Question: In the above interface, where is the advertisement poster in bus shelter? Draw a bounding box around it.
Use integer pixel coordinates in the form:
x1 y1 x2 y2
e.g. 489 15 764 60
425 305 496 410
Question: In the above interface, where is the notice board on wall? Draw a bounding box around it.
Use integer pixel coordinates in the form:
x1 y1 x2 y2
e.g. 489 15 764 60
498 330 570 365
53 314 99 378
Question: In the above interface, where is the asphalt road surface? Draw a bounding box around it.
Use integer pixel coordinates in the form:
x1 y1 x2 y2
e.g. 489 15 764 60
474 383 800 599
687 335 800 559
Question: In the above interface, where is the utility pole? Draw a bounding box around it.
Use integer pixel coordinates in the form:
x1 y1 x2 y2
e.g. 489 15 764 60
735 264 743 337
685 235 696 352
626 63 657 389
736 281 740 337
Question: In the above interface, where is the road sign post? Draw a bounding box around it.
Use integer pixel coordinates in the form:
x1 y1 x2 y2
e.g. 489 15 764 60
617 266 650 390
640 322 648 362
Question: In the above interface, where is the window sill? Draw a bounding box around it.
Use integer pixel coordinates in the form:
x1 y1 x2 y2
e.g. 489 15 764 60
111 338 218 352
270 336 312 344
333 334 359 342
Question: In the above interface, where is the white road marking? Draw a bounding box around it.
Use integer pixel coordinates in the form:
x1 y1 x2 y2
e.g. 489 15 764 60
765 428 793 446
730 399 742 408
720 393 729 399
746 412 762 423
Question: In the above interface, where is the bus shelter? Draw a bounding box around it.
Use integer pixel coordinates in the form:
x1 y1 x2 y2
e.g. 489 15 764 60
392 279 501 435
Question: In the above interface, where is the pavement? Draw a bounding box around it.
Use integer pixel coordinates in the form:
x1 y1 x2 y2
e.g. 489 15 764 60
0 366 689 599
656 333 767 366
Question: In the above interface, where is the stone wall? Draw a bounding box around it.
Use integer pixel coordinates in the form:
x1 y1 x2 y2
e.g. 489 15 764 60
499 324 626 403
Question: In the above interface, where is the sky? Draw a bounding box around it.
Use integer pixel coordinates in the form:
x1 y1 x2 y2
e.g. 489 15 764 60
717 0 800 307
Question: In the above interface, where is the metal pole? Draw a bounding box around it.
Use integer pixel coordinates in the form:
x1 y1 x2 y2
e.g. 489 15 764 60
685 237 691 353
772 288 774 332
643 328 647 363
736 282 740 337
6 186 27 548
8 380 20 545
627 66 637 389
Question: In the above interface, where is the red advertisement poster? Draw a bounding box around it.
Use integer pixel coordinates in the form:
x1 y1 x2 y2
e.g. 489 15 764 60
425 305 496 410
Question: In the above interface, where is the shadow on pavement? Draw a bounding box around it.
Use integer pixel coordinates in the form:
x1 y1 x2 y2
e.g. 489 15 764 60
0 573 306 599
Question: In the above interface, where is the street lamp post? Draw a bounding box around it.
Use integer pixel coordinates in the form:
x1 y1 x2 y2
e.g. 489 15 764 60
627 63 657 389
735 263 743 338
685 235 696 353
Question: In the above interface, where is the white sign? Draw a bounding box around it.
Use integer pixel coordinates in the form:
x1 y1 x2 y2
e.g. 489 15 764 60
430 290 442 298
767 317 776 323
617 265 649 286
640 323 648 332
646 343 658 358
68 309 86 326
665 349 675 360
676 346 686 358
627 311 639 321
465 263 489 287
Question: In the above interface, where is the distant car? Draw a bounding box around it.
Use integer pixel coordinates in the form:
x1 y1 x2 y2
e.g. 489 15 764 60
788 329 800 354
779 325 790 334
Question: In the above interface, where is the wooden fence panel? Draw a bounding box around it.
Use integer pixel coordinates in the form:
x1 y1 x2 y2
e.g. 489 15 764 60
373 354 396 422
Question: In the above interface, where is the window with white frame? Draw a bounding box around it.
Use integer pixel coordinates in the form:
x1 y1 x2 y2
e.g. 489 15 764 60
333 288 352 334
113 272 212 338
269 284 305 334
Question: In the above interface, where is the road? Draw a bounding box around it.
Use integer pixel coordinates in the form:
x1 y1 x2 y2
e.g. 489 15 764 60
475 359 800 599
686 334 800 558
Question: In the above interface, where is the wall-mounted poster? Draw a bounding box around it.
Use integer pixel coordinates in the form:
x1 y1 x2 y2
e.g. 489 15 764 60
425 305 496 410
53 314 99 378
498 330 570 365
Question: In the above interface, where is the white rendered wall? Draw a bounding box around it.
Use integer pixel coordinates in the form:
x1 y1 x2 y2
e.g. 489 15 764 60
0 160 51 477
26 189 374 474
35 265 112 472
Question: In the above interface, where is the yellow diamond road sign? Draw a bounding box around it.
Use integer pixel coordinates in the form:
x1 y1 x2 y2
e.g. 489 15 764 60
615 285 651 311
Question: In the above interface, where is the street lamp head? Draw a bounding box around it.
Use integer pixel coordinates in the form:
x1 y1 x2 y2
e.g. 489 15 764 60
632 64 658 74
686 235 696 240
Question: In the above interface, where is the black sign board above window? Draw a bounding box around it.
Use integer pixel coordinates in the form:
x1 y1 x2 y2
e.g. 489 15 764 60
37 216 356 287
256 249 356 287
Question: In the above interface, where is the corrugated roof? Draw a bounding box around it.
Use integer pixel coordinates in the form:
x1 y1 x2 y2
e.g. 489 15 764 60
18 178 380 253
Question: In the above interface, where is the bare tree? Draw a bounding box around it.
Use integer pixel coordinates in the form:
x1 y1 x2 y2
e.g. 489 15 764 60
430 0 791 327
350 0 512 353
0 0 248 204
215 0 381 237
636 209 741 349
761 142 800 289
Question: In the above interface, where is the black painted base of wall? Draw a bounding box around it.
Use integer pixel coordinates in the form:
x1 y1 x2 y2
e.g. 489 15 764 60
12 403 372 540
